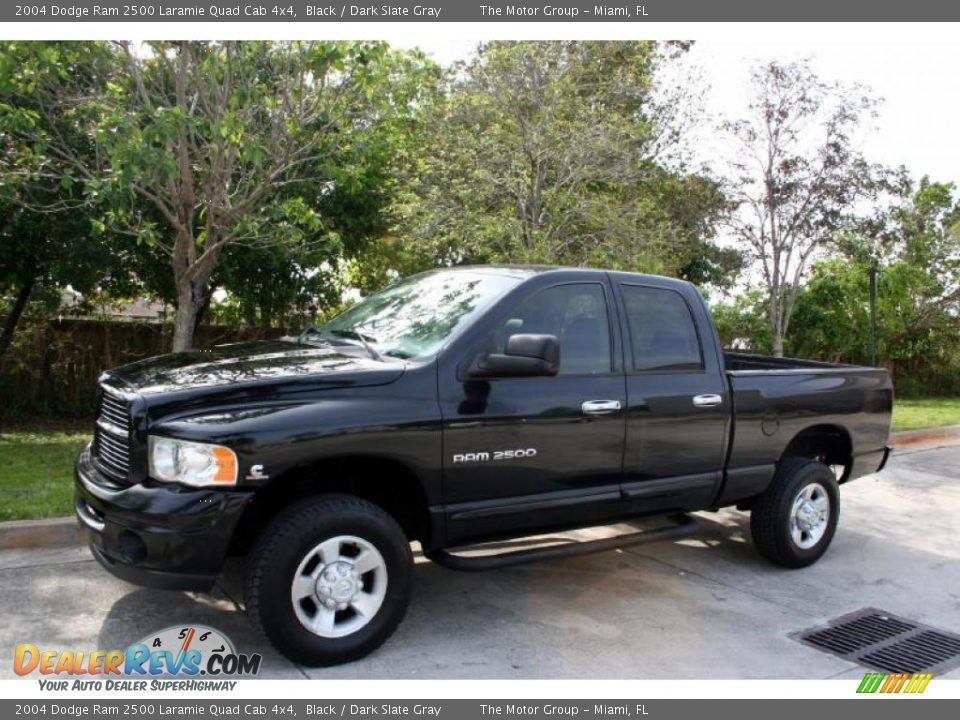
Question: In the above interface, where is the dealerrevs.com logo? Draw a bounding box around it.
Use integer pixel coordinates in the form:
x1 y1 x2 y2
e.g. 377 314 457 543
14 625 261 690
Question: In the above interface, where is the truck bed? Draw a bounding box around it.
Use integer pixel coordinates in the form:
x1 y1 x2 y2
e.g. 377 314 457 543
724 351 862 373
716 350 893 507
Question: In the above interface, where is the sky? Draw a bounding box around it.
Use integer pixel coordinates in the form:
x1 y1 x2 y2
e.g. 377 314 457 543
400 39 960 186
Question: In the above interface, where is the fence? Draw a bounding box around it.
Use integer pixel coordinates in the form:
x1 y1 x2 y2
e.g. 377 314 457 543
0 318 283 420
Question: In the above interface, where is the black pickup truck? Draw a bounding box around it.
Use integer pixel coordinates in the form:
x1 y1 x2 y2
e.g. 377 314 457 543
75 266 893 666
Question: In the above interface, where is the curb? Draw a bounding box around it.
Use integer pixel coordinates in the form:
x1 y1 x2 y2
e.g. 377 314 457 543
891 424 960 450
0 516 84 550
2 425 959 552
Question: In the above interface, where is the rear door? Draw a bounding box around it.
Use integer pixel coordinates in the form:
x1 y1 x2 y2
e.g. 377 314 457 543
438 276 627 545
613 279 730 512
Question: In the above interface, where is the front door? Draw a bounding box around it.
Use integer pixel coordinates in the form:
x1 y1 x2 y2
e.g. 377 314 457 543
439 280 627 545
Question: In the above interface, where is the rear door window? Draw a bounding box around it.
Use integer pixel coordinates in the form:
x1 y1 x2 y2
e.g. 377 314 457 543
620 285 703 372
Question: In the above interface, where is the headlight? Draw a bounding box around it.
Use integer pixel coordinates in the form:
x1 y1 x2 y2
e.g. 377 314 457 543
148 436 238 487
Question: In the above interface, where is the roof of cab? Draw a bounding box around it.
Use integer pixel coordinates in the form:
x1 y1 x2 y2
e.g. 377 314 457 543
430 264 695 290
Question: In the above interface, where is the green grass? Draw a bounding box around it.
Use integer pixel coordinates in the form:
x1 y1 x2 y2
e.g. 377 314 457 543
0 431 89 521
892 397 960 432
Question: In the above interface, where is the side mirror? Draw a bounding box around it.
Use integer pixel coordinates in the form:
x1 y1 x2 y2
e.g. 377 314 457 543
471 334 560 378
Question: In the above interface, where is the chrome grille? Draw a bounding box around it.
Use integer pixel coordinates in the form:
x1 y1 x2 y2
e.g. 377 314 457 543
94 387 131 480
99 391 130 431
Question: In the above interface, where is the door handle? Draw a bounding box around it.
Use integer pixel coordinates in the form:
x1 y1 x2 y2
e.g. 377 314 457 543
692 394 723 407
581 400 622 415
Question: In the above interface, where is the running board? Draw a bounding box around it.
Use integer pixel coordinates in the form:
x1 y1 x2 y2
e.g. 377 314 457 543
424 513 698 572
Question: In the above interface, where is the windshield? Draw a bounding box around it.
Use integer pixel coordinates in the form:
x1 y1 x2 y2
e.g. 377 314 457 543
309 270 523 360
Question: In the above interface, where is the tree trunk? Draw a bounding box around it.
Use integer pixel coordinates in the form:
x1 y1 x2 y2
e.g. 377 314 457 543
172 280 205 352
192 286 214 339
243 302 257 329
259 303 273 334
767 288 784 358
868 262 878 367
0 276 36 363
771 333 784 358
170 228 221 352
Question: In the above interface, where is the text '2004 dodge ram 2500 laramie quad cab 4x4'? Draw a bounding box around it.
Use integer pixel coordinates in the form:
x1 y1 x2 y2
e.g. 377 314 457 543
75 266 893 666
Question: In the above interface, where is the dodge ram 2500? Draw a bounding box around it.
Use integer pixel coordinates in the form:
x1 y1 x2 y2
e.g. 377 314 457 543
75 266 893 665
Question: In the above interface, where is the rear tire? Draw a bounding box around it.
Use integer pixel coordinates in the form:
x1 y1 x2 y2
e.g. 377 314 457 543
245 493 412 666
750 457 840 568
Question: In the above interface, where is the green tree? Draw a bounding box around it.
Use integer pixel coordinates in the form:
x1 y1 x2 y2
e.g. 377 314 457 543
0 42 119 361
392 41 734 282
871 179 960 392
213 243 341 332
722 59 882 356
787 259 870 362
0 41 434 351
725 177 960 394
0 199 112 361
711 290 772 353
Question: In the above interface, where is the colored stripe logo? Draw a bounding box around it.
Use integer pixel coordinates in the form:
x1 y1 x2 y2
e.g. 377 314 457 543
857 672 933 693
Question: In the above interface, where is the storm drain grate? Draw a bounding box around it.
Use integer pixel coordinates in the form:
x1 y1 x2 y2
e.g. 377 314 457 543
861 631 960 673
794 608 960 674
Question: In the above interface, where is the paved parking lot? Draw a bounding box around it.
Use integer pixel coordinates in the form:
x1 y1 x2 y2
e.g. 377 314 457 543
2 445 958 679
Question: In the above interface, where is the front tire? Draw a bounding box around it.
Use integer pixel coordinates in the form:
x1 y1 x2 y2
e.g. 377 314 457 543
245 494 413 666
750 457 840 568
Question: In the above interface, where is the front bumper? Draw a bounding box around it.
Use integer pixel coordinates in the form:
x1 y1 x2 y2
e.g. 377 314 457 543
74 445 254 591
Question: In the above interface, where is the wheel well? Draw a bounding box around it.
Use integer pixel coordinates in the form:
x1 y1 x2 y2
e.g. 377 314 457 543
232 456 432 553
780 425 853 479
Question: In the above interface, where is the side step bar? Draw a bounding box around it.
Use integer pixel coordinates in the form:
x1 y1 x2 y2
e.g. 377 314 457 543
424 513 698 572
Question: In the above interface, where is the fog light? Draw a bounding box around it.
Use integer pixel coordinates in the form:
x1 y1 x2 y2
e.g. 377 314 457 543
118 530 147 564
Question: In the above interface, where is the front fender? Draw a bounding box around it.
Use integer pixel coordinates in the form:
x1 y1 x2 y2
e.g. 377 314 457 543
147 388 443 504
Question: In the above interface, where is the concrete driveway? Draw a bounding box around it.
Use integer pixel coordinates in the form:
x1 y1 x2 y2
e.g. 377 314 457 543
2 445 958 679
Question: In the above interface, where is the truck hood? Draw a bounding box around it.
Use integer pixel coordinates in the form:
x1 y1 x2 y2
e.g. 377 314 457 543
104 340 406 399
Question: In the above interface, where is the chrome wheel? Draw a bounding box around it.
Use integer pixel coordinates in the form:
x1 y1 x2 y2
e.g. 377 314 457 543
290 535 388 638
789 482 830 549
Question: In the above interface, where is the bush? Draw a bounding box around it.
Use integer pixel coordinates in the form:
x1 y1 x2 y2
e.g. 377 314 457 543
711 258 960 397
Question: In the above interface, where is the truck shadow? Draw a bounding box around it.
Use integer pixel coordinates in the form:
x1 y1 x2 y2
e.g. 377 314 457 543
94 574 304 677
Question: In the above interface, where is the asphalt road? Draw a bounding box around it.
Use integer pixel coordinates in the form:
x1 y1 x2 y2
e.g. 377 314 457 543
2 445 958 679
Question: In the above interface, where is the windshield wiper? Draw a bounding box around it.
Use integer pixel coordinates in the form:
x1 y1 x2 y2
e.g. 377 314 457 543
326 329 383 362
